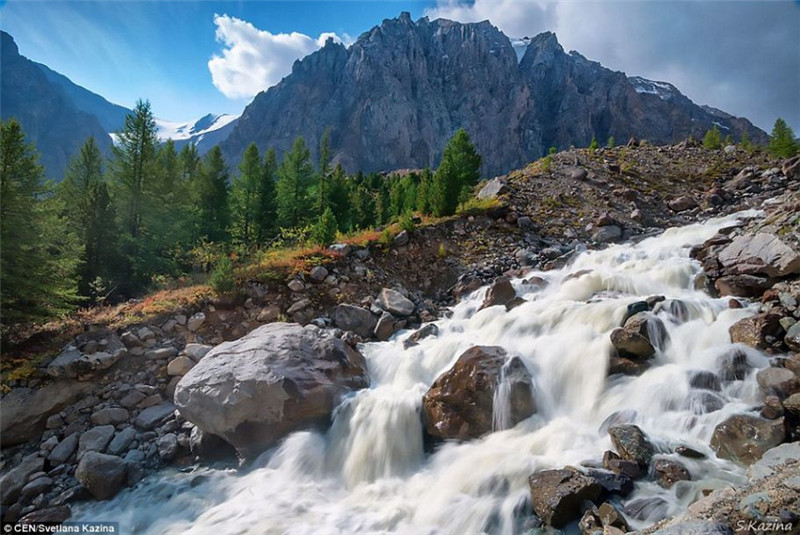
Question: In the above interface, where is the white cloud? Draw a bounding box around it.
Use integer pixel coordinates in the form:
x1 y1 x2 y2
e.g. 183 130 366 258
208 14 346 99
424 0 800 132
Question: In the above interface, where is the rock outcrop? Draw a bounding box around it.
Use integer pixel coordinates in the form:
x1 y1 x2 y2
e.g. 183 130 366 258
220 16 764 176
174 323 370 459
422 346 534 441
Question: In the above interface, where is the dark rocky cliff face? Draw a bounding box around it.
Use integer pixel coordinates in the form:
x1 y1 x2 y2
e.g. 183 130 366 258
221 15 767 177
0 31 113 179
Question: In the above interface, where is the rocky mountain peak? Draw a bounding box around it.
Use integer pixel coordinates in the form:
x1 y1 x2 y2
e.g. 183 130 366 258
220 14 767 176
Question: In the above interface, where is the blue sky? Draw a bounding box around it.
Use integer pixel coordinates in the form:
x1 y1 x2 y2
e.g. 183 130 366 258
1 1 435 120
2 1 798 131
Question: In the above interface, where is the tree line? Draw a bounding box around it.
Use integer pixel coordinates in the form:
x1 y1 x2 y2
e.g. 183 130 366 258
0 100 481 325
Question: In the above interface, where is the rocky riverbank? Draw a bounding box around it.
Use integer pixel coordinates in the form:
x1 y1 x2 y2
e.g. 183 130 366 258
1 147 799 532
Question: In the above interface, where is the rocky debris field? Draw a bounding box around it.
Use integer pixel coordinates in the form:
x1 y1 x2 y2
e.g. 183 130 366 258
1 146 799 531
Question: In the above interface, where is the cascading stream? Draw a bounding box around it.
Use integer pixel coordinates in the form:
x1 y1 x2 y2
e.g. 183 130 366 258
74 210 769 534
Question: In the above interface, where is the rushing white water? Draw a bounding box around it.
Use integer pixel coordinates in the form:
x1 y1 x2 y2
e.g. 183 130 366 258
75 211 772 534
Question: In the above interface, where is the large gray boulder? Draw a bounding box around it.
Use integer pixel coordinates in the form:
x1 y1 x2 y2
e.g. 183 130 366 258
0 380 91 447
717 233 800 278
376 288 415 316
175 323 369 459
75 452 128 500
333 304 377 338
422 346 535 441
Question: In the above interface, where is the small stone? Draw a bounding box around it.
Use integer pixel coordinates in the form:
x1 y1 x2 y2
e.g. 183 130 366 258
167 356 195 376
287 279 305 292
134 402 175 430
183 343 212 361
156 433 179 460
286 298 311 315
309 266 328 283
90 407 130 426
187 312 206 332
119 390 146 409
653 458 691 488
48 434 79 465
145 347 179 361
45 413 64 429
393 230 409 246
78 425 116 456
75 452 128 500
256 306 281 323
20 476 53 499
106 427 137 456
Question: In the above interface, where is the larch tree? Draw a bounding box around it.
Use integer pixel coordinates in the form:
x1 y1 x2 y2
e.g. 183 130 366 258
431 129 482 216
1 119 78 322
231 143 263 247
59 137 119 301
276 137 314 228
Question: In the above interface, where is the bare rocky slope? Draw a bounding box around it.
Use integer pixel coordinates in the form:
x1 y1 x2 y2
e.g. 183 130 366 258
1 143 798 532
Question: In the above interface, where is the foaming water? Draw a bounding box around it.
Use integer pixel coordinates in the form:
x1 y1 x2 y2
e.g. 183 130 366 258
75 210 770 534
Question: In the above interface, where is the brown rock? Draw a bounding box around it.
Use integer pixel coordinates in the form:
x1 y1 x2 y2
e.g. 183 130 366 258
653 458 690 488
756 367 799 398
528 468 602 528
710 414 786 465
480 277 516 310
422 346 534 441
728 313 783 350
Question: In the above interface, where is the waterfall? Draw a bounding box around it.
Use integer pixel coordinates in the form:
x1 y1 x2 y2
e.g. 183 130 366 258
74 210 770 534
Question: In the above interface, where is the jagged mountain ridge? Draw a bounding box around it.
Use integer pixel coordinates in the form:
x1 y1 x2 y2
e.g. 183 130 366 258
1 31 237 178
221 14 767 176
0 31 113 179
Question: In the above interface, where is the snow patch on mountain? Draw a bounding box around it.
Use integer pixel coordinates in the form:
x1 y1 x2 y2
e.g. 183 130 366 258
156 113 238 142
628 76 678 101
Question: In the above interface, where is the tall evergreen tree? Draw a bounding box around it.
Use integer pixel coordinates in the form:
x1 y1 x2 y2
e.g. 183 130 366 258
231 143 262 246
111 99 159 289
431 129 482 216
1 120 78 322
255 148 278 243
768 118 799 158
350 184 376 230
417 168 432 214
327 163 350 231
196 146 230 243
113 99 158 239
310 207 338 246
60 137 119 301
314 129 332 216
703 125 722 150
276 137 314 228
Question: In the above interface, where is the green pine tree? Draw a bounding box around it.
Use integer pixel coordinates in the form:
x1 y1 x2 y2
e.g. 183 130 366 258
327 164 350 231
703 125 722 149
768 118 799 158
110 99 160 289
256 148 278 244
311 207 338 246
196 146 230 243
417 168 432 214
231 143 262 247
431 129 482 216
59 137 120 301
606 137 616 149
276 137 314 228
589 135 599 153
314 129 332 216
1 119 78 323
